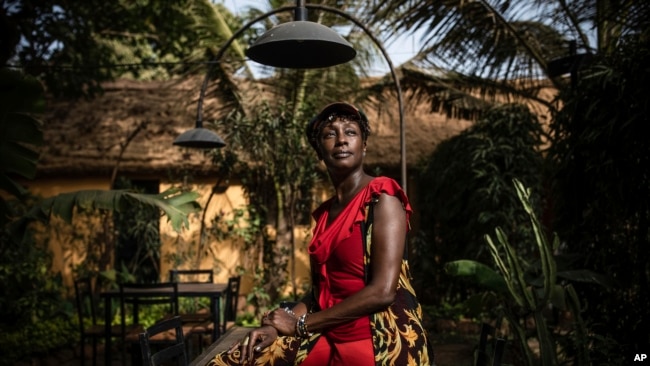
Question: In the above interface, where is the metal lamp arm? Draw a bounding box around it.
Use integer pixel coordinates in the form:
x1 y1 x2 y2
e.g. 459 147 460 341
195 3 406 192
195 6 294 127
305 4 406 192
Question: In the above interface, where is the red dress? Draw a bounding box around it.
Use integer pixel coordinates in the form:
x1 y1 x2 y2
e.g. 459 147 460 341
207 176 432 366
305 177 411 364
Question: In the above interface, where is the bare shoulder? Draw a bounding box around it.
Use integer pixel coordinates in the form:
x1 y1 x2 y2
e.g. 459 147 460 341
374 193 406 218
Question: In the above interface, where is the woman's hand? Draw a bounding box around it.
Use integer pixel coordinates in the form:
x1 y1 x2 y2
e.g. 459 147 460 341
261 308 297 336
227 325 278 365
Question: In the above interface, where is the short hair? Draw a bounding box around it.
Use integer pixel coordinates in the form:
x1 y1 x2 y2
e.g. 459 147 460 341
306 102 370 150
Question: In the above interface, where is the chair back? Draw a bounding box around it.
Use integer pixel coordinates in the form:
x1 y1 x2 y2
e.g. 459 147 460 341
75 277 113 366
74 277 98 330
119 282 179 328
475 322 507 366
139 316 188 366
169 269 214 284
222 276 241 332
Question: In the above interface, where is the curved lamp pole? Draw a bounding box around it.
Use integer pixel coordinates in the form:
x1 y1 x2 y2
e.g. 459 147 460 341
301 4 406 194
174 1 406 192
172 0 407 305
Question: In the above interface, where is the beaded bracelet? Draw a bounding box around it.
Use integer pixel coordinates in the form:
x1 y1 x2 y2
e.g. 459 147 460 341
295 313 313 338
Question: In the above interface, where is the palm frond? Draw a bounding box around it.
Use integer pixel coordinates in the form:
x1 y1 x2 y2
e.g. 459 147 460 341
0 69 44 199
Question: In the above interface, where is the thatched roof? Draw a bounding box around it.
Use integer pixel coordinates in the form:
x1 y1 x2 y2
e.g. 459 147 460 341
39 78 217 178
36 78 474 179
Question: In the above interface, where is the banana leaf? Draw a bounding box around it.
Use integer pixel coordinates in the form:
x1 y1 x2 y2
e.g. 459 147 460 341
10 187 201 243
444 259 508 293
557 269 614 288
0 69 44 198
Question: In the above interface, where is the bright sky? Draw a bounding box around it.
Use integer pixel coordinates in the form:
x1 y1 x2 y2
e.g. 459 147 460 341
221 0 421 76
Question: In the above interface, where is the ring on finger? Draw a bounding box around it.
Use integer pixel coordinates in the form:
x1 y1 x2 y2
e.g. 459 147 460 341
255 346 262 352
242 336 249 346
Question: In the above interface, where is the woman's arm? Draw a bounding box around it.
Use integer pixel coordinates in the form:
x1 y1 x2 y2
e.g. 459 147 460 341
243 192 406 357
230 295 313 363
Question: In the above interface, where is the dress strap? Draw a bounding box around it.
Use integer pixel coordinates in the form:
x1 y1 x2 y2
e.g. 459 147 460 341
361 194 408 284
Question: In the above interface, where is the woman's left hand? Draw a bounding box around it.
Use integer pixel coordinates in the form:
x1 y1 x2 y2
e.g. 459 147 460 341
261 307 297 336
228 325 278 365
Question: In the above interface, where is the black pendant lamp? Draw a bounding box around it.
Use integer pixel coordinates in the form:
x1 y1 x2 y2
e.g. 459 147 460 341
246 2 356 68
172 126 225 148
174 1 356 149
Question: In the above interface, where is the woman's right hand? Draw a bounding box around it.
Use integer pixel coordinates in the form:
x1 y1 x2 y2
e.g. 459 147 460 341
227 325 278 365
261 307 298 336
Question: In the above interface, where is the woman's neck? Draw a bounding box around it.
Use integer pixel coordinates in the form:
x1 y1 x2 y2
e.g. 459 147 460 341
331 170 373 207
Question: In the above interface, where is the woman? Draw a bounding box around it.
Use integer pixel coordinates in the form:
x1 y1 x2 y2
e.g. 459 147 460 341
210 102 433 366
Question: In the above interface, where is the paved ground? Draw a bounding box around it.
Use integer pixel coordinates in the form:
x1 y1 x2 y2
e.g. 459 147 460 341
433 342 475 366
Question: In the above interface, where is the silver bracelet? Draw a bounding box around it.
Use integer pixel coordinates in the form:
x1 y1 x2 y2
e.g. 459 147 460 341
296 313 313 338
283 307 297 318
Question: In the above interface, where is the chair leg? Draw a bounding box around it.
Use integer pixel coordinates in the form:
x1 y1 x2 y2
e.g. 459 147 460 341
92 337 98 366
121 342 128 366
493 338 506 366
80 338 86 366
131 342 143 366
185 333 201 360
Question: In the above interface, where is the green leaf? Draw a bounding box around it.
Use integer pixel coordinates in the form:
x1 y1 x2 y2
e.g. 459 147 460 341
130 188 201 231
485 233 526 307
444 259 508 293
0 69 45 115
557 270 614 288
548 284 567 310
0 173 28 198
0 70 44 200
12 189 201 243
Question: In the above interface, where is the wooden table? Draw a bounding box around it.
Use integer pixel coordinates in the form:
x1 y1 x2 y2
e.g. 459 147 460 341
101 282 227 365
190 326 250 366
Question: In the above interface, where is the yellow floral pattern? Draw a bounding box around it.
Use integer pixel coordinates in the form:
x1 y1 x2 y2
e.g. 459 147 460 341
363 196 434 366
207 334 318 366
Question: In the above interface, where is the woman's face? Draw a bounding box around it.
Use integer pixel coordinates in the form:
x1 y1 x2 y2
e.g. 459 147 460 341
316 118 366 170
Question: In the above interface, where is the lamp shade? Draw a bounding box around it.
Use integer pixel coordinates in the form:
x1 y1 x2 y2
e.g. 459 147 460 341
246 21 356 68
173 127 226 149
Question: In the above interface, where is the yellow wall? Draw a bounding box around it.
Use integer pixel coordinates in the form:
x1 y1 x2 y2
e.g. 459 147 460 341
23 177 313 297
25 178 112 291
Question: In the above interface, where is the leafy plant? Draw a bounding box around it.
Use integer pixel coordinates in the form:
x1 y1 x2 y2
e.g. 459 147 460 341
206 102 322 309
446 179 612 365
0 314 77 365
548 34 650 358
0 69 44 220
0 201 77 365
0 67 201 363
414 104 544 305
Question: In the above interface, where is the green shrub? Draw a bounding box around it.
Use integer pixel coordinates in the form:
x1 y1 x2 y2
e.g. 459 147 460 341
0 315 77 365
0 199 77 364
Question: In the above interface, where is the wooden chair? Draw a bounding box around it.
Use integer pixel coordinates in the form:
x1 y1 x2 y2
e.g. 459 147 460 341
119 282 181 365
139 316 189 366
182 275 241 349
169 269 214 284
221 276 241 334
169 269 214 323
73 277 122 366
169 269 215 356
475 322 507 366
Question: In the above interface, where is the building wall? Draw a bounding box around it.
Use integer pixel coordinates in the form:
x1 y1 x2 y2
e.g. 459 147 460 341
23 177 314 297
25 177 111 292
